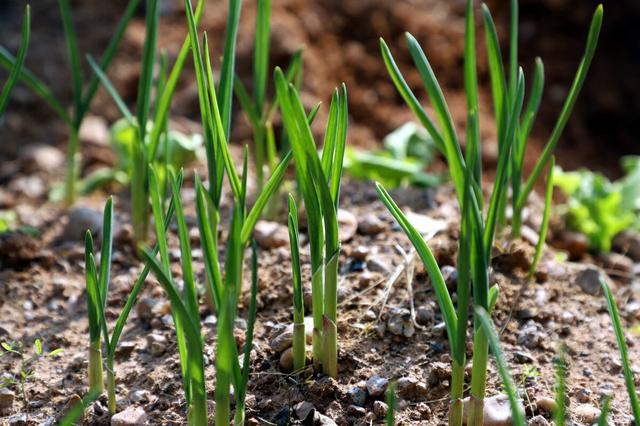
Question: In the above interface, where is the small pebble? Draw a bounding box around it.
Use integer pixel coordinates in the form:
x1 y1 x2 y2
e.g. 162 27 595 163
529 415 551 426
373 400 388 418
7 413 27 426
348 386 366 406
415 305 434 326
111 407 148 426
463 394 524 426
387 308 415 337
338 209 357 242
367 256 390 274
128 389 151 404
254 220 289 249
270 330 294 353
574 268 604 296
62 207 103 242
146 333 167 357
535 396 557 414
358 213 385 235
351 245 369 261
279 347 294 372
366 375 388 397
573 404 601 424
293 401 315 421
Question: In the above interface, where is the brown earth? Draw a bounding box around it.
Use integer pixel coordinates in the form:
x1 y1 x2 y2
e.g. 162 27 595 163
0 0 639 425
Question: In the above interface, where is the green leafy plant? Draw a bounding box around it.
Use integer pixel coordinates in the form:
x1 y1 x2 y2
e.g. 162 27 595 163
83 180 182 414
88 0 206 246
377 1 602 424
529 157 554 278
0 0 140 205
601 279 640 422
475 307 526 426
344 123 442 189
57 389 101 426
142 170 209 424
0 5 30 118
288 195 306 372
179 1 294 422
1 339 63 409
554 156 640 252
386 381 396 426
275 67 348 378
234 0 305 193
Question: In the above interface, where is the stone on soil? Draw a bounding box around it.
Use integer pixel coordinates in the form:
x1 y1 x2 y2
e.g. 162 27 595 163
254 220 289 249
358 213 385 235
111 407 148 426
337 209 357 242
573 404 601 424
366 375 388 397
574 268 605 295
462 394 524 426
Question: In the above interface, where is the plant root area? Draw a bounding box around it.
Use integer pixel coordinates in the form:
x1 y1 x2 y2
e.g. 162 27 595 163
1 170 639 425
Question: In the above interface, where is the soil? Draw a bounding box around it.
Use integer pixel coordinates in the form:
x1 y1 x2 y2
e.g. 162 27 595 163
0 0 639 425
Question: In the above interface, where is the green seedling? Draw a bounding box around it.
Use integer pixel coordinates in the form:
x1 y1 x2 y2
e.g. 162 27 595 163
386 381 396 426
234 0 305 192
378 1 602 424
0 5 30 118
288 195 306 371
0 0 140 205
275 67 348 377
1 339 63 409
475 307 526 426
601 279 640 422
554 156 640 252
89 0 206 246
553 349 568 426
529 157 554 278
344 122 442 189
83 176 182 414
183 1 294 422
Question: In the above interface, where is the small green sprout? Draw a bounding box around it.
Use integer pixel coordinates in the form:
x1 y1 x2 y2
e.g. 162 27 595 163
378 1 603 424
0 5 30 118
288 195 306 372
0 0 140 205
1 339 63 409
275 67 348 377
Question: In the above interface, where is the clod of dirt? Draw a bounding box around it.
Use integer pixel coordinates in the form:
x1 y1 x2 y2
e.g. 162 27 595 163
337 209 357 242
0 387 15 411
254 220 289 249
396 376 428 400
613 230 640 262
61 206 103 242
573 404 601 424
553 230 590 260
462 394 525 426
574 268 605 295
357 213 386 236
596 252 634 275
110 407 148 426
365 375 388 397
0 230 41 267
